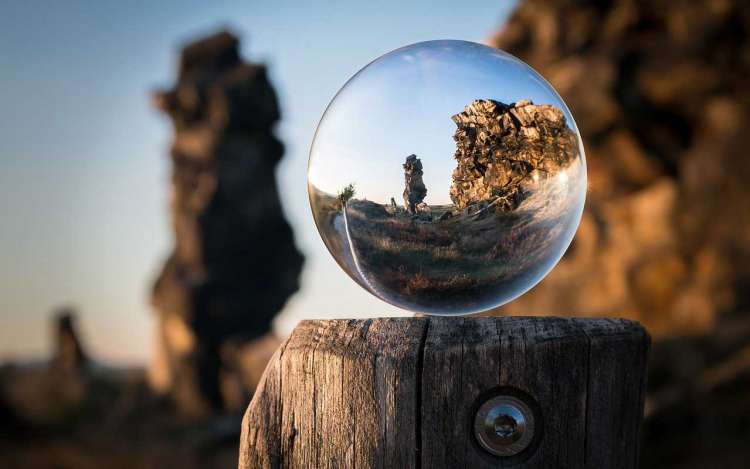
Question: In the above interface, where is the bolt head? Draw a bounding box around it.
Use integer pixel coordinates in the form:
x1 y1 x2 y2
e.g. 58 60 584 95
474 395 535 457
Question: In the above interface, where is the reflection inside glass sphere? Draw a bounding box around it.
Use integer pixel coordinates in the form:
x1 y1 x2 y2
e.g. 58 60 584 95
309 40 586 315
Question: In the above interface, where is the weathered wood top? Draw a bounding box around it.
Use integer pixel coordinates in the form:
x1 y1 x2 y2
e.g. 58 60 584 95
239 317 649 469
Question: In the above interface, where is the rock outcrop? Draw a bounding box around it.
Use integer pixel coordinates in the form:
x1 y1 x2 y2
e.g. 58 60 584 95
449 99 577 211
492 2 750 467
150 31 303 416
491 0 750 338
402 154 427 213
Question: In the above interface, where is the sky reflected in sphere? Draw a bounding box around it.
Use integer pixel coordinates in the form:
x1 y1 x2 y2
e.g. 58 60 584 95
308 40 586 315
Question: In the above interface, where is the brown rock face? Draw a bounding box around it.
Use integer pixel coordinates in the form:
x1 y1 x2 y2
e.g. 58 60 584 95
492 0 750 337
150 31 303 416
493 3 750 466
449 99 577 211
402 154 427 213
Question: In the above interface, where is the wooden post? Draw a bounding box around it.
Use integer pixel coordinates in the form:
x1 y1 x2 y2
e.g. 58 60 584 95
239 317 649 468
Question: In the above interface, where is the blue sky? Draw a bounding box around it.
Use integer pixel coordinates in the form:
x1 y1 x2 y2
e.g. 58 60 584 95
309 40 576 205
0 0 514 364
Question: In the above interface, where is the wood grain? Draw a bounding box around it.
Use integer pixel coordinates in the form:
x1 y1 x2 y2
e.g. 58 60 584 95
239 317 649 469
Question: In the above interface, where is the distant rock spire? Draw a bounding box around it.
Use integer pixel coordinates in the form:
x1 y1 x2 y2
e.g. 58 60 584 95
403 154 427 214
52 307 88 374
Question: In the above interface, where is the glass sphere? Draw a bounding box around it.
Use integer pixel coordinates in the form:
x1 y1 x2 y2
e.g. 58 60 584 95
308 40 586 315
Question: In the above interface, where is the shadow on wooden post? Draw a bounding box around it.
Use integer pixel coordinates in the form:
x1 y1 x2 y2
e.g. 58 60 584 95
238 317 649 468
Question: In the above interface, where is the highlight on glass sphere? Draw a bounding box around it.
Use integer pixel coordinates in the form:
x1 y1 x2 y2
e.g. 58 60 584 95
308 40 586 316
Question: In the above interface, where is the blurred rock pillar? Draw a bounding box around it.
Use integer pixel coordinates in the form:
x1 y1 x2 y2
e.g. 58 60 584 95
150 31 303 417
51 307 88 374
491 0 750 337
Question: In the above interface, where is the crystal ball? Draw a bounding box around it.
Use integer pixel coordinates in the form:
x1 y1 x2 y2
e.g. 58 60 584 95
308 40 586 315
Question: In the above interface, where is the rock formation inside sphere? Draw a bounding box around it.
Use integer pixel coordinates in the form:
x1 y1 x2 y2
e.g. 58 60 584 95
310 93 583 314
403 154 427 214
450 99 577 212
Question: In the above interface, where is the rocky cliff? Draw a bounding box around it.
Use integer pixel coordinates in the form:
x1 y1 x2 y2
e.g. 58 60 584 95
449 99 577 211
492 0 750 337
492 2 750 467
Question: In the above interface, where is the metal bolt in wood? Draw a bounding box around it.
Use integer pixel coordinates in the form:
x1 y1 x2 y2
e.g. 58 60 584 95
474 394 536 457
